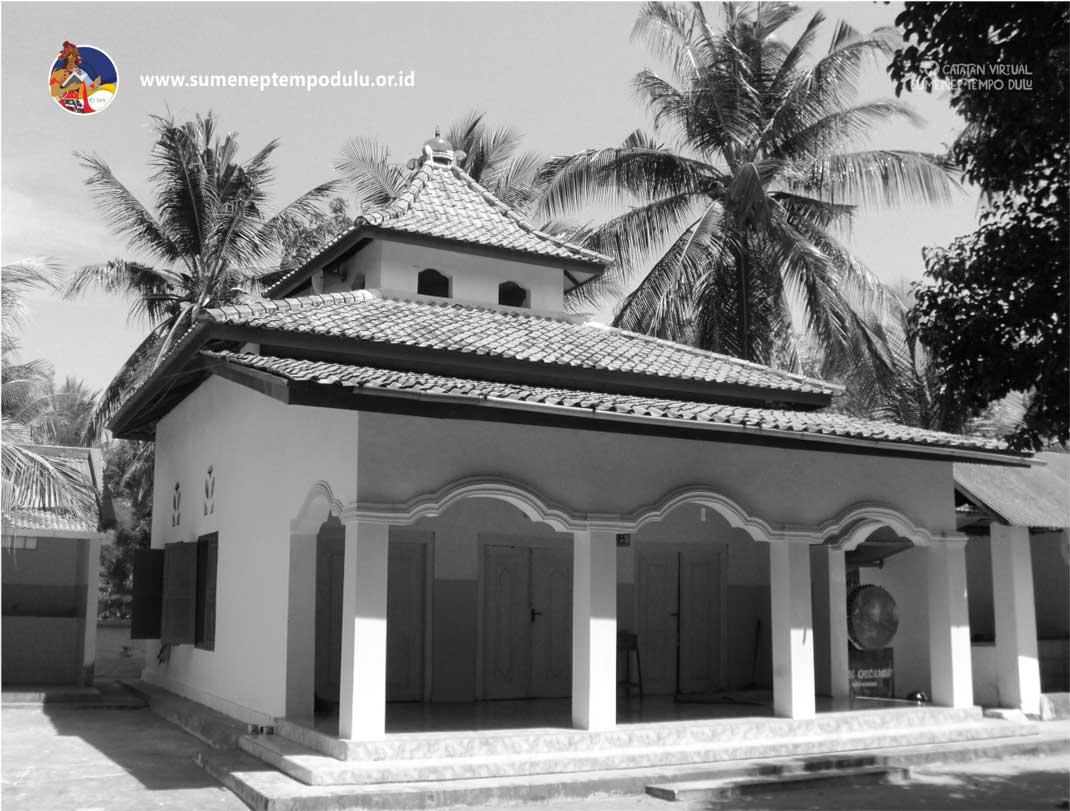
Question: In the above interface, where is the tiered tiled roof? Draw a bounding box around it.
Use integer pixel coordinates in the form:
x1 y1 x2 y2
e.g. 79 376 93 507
201 351 1008 453
204 291 838 399
266 152 610 297
361 160 611 265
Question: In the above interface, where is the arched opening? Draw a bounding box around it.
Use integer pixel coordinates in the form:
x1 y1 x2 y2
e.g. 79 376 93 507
498 281 530 308
417 268 451 298
629 501 772 708
814 517 935 708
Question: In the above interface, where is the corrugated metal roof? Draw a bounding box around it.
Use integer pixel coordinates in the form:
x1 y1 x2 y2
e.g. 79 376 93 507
954 451 1070 528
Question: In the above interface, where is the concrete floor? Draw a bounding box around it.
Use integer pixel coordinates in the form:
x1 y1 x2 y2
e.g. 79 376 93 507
1 704 245 811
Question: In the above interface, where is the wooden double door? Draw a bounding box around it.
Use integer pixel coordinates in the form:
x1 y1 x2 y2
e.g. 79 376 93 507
482 544 573 699
315 532 429 706
637 544 723 696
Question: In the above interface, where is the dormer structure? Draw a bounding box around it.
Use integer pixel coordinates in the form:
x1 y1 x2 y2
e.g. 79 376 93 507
268 132 611 313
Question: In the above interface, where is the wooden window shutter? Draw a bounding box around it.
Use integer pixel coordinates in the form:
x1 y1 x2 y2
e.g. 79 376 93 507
161 542 198 644
196 533 218 650
131 548 165 639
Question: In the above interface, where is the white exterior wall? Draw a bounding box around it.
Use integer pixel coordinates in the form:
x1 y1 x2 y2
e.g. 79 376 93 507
355 413 956 532
354 241 567 310
145 376 359 725
146 380 960 722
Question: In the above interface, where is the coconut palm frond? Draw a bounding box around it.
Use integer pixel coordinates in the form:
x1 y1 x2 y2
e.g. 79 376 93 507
335 137 408 211
796 150 958 209
1 420 98 516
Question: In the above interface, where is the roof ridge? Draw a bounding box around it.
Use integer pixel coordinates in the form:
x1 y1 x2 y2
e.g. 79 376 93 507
207 290 377 320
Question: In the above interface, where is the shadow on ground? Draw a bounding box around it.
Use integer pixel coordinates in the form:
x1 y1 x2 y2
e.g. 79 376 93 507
696 764 1070 811
2 695 244 810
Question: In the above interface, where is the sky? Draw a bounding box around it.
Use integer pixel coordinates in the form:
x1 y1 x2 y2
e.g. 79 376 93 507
1 1 982 392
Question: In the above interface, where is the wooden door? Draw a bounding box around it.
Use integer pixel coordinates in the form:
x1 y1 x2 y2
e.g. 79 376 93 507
386 540 427 702
529 547 572 698
678 546 722 694
637 546 680 695
482 545 531 699
315 533 345 703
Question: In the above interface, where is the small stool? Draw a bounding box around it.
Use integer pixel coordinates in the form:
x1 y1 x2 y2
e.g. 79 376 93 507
617 630 643 697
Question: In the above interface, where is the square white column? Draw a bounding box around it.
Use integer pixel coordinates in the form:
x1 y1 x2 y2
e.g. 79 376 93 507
286 532 318 722
572 528 617 731
338 520 390 740
927 541 974 708
81 538 102 686
990 524 1041 716
811 545 850 700
770 541 816 719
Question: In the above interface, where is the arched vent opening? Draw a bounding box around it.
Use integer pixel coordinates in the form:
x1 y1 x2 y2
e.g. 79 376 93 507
417 269 451 298
498 281 530 308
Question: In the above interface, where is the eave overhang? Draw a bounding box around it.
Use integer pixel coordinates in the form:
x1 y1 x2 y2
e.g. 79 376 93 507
108 332 1031 469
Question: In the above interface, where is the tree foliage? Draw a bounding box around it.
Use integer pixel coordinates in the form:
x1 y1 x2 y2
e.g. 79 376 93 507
335 110 548 217
63 112 337 437
1 260 98 515
891 2 1069 449
99 440 154 619
540 1 955 374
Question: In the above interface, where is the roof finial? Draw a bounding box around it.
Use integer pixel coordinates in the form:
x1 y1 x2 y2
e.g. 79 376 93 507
423 127 455 167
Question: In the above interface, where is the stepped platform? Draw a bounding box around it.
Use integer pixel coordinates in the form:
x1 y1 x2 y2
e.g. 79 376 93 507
199 719 1069 811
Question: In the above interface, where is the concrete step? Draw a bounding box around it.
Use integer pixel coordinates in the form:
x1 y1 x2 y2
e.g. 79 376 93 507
646 763 911 801
275 705 987 761
241 717 1038 786
120 678 250 749
199 729 1070 811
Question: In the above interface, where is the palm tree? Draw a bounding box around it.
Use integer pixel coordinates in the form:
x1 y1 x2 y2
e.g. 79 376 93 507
539 2 956 373
1 260 96 515
63 112 337 436
828 290 1028 438
335 110 547 216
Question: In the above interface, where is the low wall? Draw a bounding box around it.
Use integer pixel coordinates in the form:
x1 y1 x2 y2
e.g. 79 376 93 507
2 616 83 684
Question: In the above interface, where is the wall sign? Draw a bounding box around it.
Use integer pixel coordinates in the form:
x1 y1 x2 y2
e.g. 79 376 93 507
849 646 894 698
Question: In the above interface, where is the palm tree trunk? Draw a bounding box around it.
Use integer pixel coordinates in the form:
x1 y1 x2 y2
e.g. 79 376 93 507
736 242 751 361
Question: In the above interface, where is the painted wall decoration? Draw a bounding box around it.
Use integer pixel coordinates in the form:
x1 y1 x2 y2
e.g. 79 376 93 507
171 482 181 527
204 465 216 516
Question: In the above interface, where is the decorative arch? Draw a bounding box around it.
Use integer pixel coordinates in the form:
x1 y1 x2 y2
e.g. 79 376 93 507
818 502 964 550
290 480 346 533
351 476 584 533
623 485 817 543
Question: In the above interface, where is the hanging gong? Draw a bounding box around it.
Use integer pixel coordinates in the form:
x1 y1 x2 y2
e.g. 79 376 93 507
847 584 899 650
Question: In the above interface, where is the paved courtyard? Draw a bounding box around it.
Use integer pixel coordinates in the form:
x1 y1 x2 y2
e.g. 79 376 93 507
2 701 1068 811
1 704 244 811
